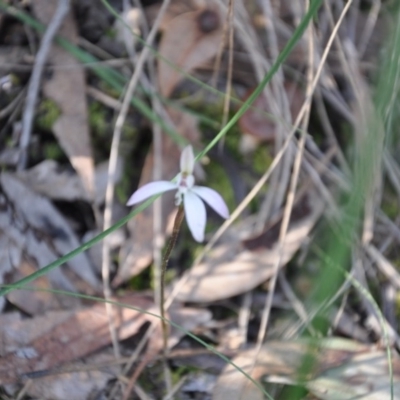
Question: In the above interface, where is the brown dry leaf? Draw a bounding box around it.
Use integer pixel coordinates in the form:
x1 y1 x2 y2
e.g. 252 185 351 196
31 0 94 197
0 173 99 291
21 373 109 399
16 159 122 205
176 192 324 303
115 107 200 285
158 6 224 98
0 310 73 357
0 214 80 312
16 160 86 201
7 259 62 315
213 338 400 400
168 306 212 348
144 0 199 30
23 351 119 400
145 305 212 357
0 294 154 384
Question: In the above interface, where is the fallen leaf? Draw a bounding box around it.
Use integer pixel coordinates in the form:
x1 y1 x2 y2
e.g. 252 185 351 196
144 0 199 30
16 158 122 205
26 360 118 400
213 338 400 400
0 203 80 312
23 352 118 400
168 306 212 348
176 192 324 302
16 160 85 201
6 259 62 315
158 7 224 98
31 0 95 198
0 294 154 384
0 173 100 290
0 310 73 357
146 305 212 355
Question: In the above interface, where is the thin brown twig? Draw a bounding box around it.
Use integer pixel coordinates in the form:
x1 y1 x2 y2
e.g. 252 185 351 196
160 204 185 353
121 205 184 400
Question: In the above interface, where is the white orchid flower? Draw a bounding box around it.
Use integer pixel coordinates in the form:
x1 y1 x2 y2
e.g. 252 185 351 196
127 145 229 242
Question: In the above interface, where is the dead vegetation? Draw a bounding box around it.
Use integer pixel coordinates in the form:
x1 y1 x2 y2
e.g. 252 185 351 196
1 0 400 399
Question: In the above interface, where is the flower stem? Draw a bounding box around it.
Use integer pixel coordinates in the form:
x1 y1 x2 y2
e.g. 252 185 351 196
160 204 184 356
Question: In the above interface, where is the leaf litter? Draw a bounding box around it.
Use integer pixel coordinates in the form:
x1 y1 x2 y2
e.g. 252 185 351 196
0 0 399 399
213 338 400 400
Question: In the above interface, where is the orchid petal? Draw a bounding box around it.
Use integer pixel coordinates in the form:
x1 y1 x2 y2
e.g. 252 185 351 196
192 186 229 219
184 191 206 242
126 181 177 206
180 145 195 175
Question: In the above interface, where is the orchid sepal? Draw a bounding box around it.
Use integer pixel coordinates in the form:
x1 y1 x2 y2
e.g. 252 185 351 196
126 180 177 206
